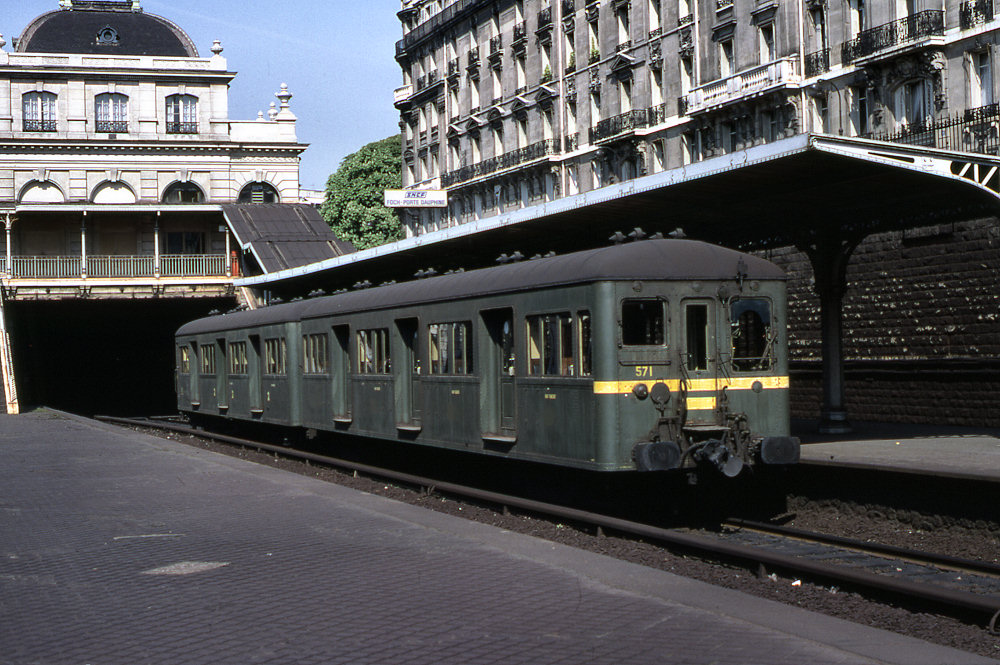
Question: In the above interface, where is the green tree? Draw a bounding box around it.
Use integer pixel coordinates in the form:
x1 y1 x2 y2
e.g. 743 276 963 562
320 134 403 249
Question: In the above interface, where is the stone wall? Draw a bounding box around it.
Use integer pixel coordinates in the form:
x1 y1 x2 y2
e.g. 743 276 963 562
763 217 1000 427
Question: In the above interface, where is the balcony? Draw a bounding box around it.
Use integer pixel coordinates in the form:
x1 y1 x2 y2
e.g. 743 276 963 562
683 57 800 114
538 7 553 28
805 48 830 77
394 85 414 104
448 58 461 78
865 103 1000 155
441 139 556 186
841 10 944 65
590 108 652 143
961 0 994 29
615 40 632 53
23 119 57 132
5 255 229 280
96 120 128 133
489 35 503 62
166 122 199 134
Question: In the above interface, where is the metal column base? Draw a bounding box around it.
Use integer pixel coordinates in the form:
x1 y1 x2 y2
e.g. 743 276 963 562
819 409 852 434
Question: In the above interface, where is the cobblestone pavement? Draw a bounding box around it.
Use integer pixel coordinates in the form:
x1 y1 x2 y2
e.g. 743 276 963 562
1 411 995 665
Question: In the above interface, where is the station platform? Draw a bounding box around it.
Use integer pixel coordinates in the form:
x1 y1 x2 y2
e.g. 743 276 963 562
796 420 1000 482
1 411 996 665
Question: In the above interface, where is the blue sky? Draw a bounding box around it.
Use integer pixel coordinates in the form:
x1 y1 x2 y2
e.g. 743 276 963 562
4 1 404 190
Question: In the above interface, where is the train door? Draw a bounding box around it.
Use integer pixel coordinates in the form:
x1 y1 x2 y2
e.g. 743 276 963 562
189 341 200 406
394 318 422 431
331 325 351 424
481 308 516 441
682 299 719 419
216 338 227 411
248 334 263 416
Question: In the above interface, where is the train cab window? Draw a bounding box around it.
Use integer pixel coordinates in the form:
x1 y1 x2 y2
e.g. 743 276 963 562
527 313 574 376
229 341 248 375
200 345 216 375
303 333 329 374
428 322 473 375
179 346 191 374
622 299 665 346
685 304 709 371
578 312 593 376
357 328 390 374
731 298 773 371
264 338 287 375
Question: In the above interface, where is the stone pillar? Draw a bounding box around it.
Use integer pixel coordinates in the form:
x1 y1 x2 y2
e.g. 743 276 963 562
4 213 11 276
154 211 161 277
798 229 864 434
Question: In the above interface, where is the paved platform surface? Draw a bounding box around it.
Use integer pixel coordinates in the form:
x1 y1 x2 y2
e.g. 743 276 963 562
796 421 1000 482
1 411 996 665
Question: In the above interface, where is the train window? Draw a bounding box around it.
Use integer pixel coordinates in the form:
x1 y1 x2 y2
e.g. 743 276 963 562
428 322 473 375
501 318 515 376
179 346 191 374
264 338 287 375
303 333 329 374
527 313 574 376
357 328 390 374
229 341 248 375
578 312 593 377
622 300 665 346
685 304 708 371
200 345 216 375
731 299 773 371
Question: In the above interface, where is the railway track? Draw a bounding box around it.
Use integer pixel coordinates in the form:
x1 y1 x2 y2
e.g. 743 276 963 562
98 415 1000 632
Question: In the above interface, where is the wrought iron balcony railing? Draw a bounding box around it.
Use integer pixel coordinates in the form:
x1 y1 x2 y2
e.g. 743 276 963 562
96 120 128 133
683 57 799 114
514 21 527 44
490 35 503 56
448 58 460 78
538 7 552 28
590 108 651 143
23 119 57 132
841 10 944 65
564 132 579 150
865 103 1000 156
441 139 556 186
961 0 994 29
805 48 830 77
166 122 198 134
615 40 632 52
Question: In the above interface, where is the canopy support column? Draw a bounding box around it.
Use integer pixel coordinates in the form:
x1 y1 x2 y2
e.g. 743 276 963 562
798 229 864 434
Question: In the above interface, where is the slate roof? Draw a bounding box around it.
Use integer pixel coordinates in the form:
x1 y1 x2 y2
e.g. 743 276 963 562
16 4 198 57
221 204 354 275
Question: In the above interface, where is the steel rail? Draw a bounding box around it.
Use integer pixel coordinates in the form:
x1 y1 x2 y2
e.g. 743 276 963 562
99 416 1000 630
726 518 1000 578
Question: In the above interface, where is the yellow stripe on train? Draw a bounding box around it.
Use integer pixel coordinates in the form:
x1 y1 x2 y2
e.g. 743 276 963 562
592 375 789 395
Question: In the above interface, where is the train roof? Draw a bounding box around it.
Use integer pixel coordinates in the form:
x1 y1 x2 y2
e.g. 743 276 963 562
177 239 785 336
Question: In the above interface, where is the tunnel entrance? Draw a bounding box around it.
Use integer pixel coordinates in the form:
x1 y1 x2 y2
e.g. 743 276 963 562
6 297 236 416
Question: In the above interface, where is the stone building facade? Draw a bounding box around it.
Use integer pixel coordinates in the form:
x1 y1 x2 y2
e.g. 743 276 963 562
396 0 1000 428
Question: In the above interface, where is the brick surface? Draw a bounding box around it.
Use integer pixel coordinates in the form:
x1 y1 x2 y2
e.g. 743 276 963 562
0 411 994 665
761 218 1000 427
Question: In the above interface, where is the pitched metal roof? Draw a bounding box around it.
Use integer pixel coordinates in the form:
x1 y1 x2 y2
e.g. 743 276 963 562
177 239 784 335
220 204 355 274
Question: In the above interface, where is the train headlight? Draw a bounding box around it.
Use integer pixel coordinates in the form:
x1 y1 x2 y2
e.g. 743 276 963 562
650 382 670 406
632 383 649 400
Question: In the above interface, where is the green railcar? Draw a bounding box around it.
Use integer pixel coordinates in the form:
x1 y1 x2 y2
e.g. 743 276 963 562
176 239 799 476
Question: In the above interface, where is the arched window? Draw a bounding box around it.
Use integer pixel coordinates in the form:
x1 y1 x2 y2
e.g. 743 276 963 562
95 93 129 133
166 94 198 134
23 92 57 132
238 182 280 204
162 181 205 203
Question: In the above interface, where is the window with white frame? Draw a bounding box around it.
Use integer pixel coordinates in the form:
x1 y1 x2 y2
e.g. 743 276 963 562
971 50 994 108
719 39 735 78
895 79 927 128
166 94 198 134
22 91 57 132
95 92 128 133
759 23 776 64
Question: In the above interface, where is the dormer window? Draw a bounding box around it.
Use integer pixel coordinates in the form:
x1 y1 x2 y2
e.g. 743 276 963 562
166 94 198 134
96 92 128 133
23 92 57 132
96 25 120 46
